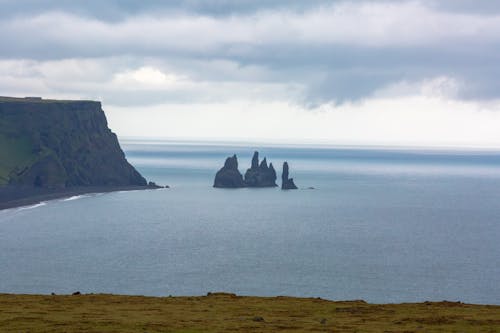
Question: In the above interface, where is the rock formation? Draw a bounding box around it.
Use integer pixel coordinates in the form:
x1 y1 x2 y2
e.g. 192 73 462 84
213 155 245 188
281 162 298 190
244 151 277 187
214 151 300 189
0 96 147 188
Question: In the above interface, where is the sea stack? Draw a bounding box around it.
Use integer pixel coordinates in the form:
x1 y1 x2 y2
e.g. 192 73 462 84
213 155 246 188
281 162 298 190
244 151 277 187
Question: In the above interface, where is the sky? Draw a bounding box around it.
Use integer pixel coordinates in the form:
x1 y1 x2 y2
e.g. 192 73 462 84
2 0 500 147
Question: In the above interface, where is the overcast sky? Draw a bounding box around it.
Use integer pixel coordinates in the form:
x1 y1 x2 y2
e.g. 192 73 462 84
2 0 500 147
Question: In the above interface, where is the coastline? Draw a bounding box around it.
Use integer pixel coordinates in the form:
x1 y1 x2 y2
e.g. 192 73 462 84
0 293 498 332
0 185 163 211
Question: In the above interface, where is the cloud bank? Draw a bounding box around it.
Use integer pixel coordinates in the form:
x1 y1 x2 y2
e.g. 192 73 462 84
1 0 500 147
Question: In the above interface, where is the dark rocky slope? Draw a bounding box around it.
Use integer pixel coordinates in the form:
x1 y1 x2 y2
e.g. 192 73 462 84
0 96 147 189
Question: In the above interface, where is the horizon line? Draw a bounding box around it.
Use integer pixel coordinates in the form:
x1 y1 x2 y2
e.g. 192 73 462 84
119 136 500 152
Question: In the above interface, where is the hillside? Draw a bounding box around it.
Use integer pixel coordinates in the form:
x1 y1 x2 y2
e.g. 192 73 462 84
0 96 146 188
0 293 498 332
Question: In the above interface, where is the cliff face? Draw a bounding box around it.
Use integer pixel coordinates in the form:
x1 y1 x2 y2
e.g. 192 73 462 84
0 97 147 188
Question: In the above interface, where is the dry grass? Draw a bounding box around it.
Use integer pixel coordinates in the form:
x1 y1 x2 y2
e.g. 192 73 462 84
0 293 499 332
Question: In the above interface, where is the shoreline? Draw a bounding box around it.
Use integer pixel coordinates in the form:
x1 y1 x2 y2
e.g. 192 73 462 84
0 185 163 211
1 293 498 332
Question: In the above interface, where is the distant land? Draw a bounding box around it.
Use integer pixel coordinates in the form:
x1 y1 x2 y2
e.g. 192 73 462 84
0 96 160 210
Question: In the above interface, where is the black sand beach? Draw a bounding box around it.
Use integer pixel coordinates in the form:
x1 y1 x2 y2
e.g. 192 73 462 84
0 185 162 211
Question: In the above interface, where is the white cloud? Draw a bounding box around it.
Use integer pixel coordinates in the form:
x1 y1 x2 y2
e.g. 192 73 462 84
113 66 187 87
106 95 500 148
0 58 304 105
374 76 463 99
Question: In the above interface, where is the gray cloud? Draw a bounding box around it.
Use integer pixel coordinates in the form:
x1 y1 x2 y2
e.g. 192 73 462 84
4 0 497 17
0 0 499 105
0 0 335 20
2 0 499 19
427 0 500 15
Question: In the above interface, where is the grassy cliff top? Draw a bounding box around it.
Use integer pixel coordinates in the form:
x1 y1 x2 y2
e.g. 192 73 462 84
0 96 98 104
0 293 498 332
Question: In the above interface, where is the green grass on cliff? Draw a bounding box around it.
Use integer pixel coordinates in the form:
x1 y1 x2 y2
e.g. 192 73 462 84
0 293 499 332
0 134 34 185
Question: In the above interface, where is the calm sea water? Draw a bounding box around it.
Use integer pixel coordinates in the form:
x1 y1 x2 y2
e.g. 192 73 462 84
1 141 499 304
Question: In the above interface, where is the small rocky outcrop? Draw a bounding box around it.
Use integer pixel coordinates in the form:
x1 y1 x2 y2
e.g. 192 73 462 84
244 151 277 187
148 181 168 188
214 151 298 189
213 155 245 188
281 162 298 190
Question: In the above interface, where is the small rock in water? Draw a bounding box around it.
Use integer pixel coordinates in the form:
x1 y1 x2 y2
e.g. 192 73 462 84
281 162 298 190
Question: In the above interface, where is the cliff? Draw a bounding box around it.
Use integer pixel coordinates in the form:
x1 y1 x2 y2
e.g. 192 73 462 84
0 96 147 188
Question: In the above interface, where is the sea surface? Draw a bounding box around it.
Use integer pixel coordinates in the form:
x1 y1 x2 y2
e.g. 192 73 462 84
1 140 499 304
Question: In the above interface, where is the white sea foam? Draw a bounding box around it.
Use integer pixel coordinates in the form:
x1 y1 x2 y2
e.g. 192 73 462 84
116 190 141 194
18 202 47 210
62 195 89 202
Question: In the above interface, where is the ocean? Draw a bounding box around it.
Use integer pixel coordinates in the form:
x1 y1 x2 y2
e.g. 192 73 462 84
0 140 499 304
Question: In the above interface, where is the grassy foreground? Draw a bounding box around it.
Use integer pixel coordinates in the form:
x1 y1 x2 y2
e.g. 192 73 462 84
0 293 499 332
